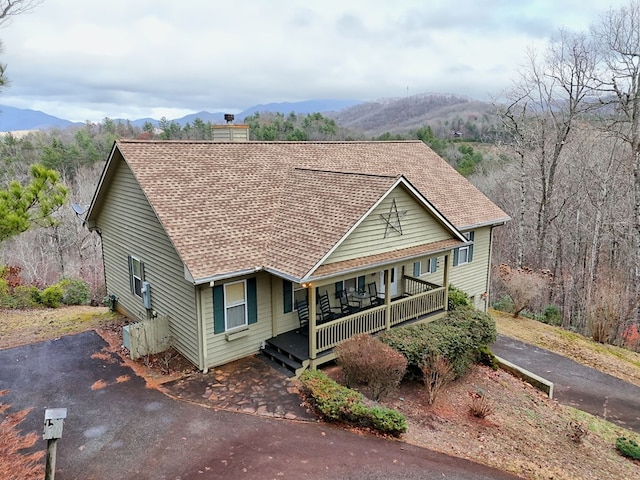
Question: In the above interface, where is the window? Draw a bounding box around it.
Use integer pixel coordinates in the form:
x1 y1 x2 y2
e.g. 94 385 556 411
294 285 308 309
213 278 257 334
224 281 247 330
454 231 474 266
128 256 144 298
413 258 437 276
335 276 366 299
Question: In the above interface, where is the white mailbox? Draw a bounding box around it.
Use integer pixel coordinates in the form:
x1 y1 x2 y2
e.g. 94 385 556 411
43 408 67 440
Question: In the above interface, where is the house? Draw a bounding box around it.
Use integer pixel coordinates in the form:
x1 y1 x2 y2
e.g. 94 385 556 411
86 128 509 375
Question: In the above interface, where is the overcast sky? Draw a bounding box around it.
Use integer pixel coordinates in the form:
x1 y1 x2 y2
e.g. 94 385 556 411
0 0 629 122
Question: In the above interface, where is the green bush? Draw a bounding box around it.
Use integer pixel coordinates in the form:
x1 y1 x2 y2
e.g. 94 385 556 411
443 306 497 347
0 278 9 307
335 333 407 400
448 285 471 311
10 286 40 309
492 295 514 313
299 369 407 437
477 345 499 370
543 304 562 326
40 285 64 308
616 436 640 460
57 278 91 305
380 306 497 379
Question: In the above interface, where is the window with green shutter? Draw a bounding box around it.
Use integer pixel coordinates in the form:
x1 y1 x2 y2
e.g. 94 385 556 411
454 231 474 266
213 277 257 333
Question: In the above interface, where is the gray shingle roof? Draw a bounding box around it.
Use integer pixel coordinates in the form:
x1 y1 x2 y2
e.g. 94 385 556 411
94 140 509 283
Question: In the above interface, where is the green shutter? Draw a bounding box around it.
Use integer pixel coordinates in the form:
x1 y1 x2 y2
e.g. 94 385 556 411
468 231 474 262
247 277 257 324
335 281 344 299
213 285 224 333
128 255 134 294
453 248 459 266
413 261 421 277
283 279 293 313
357 275 365 292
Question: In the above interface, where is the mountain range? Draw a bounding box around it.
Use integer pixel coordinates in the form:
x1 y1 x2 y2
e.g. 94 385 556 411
0 94 495 137
0 99 363 132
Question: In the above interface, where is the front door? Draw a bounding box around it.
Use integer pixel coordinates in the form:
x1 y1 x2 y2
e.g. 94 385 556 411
379 267 398 298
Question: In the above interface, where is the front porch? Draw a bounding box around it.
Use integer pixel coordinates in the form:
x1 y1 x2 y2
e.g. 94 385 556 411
263 275 447 376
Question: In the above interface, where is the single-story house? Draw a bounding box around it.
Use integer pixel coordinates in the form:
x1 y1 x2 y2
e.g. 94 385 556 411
86 125 509 375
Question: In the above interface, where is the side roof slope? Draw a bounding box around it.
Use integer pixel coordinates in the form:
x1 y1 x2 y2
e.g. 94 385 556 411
87 140 509 283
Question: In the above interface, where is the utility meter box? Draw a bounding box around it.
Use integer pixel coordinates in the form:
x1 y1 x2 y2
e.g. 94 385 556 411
43 408 67 440
141 281 152 309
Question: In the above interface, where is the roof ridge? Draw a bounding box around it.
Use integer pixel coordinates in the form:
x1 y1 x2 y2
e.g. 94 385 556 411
293 167 400 179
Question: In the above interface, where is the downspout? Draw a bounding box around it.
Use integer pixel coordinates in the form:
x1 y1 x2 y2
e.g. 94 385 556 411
196 286 208 373
484 226 495 313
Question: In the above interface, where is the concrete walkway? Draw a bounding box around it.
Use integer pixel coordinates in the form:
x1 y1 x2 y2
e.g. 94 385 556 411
493 335 640 433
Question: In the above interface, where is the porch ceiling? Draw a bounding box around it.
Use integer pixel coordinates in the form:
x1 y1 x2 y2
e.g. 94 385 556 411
307 238 462 281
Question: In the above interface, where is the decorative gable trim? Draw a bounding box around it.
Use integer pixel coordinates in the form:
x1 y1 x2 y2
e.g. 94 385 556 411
302 176 469 281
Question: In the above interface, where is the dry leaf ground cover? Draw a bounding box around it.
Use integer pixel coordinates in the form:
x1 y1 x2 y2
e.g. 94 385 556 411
2 306 640 479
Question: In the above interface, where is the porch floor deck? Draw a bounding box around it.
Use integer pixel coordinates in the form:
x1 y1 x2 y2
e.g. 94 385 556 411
265 307 445 367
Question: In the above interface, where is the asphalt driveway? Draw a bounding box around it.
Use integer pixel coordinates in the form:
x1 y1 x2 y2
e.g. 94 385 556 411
0 331 518 480
493 335 640 433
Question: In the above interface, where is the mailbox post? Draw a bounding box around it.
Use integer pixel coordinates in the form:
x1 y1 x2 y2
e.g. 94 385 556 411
43 407 67 480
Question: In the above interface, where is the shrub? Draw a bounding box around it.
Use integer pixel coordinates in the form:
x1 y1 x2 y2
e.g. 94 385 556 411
335 333 407 400
381 307 497 380
39 285 64 308
448 284 471 311
543 304 562 326
299 369 407 436
0 278 10 307
421 354 454 405
10 286 40 309
469 389 494 418
492 295 514 313
477 345 499 370
442 306 497 347
616 436 640 460
57 278 91 305
567 421 588 444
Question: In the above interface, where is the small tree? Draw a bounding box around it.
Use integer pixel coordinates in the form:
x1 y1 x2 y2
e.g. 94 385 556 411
0 164 68 243
494 264 549 318
421 353 454 405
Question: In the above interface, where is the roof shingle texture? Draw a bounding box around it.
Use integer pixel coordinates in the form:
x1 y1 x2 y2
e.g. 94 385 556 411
112 140 509 282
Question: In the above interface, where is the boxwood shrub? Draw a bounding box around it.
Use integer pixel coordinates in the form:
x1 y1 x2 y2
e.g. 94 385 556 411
299 369 407 437
380 306 497 379
616 436 640 460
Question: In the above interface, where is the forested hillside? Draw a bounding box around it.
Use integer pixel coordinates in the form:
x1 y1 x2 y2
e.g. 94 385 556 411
3 3 640 354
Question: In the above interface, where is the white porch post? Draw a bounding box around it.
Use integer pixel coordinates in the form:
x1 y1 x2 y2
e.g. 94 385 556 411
308 285 317 361
443 253 451 310
385 268 391 330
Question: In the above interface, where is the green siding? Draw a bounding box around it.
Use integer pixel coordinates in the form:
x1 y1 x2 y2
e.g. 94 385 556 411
325 185 452 265
95 156 200 366
401 227 492 311
203 271 274 369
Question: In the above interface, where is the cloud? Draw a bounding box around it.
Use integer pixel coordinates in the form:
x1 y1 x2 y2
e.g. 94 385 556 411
0 0 629 122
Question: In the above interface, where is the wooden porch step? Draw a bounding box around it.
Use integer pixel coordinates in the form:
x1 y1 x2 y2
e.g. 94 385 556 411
261 345 307 377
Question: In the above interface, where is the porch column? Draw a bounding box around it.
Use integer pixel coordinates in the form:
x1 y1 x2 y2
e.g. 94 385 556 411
443 253 451 310
385 268 391 330
308 284 317 361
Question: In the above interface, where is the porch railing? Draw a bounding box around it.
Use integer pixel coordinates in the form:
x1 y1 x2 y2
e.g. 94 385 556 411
314 286 446 355
390 287 446 326
403 275 441 295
